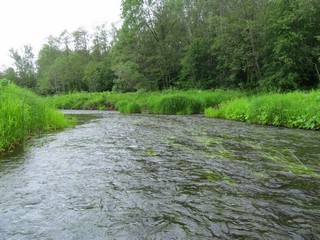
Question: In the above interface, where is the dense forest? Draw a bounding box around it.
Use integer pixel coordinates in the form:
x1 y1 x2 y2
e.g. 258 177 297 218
1 0 319 94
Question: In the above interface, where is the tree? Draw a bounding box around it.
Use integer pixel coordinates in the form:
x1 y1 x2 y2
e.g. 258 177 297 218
179 38 215 89
11 0 320 94
91 24 110 60
209 0 267 89
73 28 89 53
262 0 320 90
177 0 219 89
0 67 18 82
9 45 37 89
83 59 114 92
112 0 187 91
112 60 145 92
36 44 64 94
53 52 88 93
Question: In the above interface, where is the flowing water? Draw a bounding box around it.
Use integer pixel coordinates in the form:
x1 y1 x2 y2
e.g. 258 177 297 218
0 110 319 239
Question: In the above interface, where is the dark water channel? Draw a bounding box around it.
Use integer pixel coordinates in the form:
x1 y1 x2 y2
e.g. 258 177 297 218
0 110 319 239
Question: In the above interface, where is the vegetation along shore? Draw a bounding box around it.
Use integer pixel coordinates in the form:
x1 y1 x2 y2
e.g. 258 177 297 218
1 0 319 152
1 82 319 155
47 89 320 130
0 79 71 154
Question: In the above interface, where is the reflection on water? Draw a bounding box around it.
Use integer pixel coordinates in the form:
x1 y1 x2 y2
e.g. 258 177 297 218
0 110 319 239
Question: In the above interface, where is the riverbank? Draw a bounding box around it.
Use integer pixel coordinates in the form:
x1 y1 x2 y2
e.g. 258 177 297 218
47 89 245 114
205 90 320 130
0 80 71 153
47 89 320 130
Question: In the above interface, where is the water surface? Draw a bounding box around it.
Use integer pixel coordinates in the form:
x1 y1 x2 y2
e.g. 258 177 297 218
0 110 319 239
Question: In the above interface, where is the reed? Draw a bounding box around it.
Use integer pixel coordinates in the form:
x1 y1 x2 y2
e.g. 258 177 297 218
205 90 320 130
0 79 70 153
148 95 202 115
115 101 142 114
47 89 244 115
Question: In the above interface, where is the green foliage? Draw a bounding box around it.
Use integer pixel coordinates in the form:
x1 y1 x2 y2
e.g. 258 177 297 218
83 60 114 92
210 0 265 89
0 67 18 83
47 89 243 115
150 95 202 115
205 90 320 130
111 61 144 92
9 45 37 89
115 99 142 114
247 94 292 126
0 80 70 153
179 38 215 89
48 88 320 130
114 100 130 113
205 98 250 121
204 107 220 119
2 0 319 93
262 0 320 90
199 90 245 108
125 102 142 114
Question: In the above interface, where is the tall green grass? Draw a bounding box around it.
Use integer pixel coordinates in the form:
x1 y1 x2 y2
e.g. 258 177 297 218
0 79 70 153
148 94 202 114
205 90 320 130
47 89 320 129
47 89 244 115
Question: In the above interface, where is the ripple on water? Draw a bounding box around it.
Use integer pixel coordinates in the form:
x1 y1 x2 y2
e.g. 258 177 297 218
0 110 319 239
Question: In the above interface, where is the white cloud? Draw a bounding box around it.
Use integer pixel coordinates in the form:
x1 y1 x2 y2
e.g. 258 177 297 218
0 0 122 70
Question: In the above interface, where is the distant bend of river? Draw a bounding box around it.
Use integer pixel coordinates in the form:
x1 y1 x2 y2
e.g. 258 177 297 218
0 110 319 239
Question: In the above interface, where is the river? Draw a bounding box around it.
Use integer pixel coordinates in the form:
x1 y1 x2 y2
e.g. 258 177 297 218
0 110 319 239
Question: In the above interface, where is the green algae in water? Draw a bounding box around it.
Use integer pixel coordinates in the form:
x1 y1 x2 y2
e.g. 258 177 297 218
243 140 263 150
145 147 156 156
215 144 233 159
204 171 236 184
261 148 320 177
204 144 233 160
253 170 270 180
195 136 233 160
195 137 222 145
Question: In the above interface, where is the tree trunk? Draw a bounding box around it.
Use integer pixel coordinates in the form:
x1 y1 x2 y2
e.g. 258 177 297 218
315 62 320 83
249 27 262 80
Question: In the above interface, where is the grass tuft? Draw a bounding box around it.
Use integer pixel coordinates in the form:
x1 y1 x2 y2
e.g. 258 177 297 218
47 89 245 116
205 90 320 130
0 79 70 153
149 95 202 115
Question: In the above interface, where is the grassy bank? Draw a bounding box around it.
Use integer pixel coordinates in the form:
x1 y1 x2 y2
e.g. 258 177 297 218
0 80 71 153
47 89 320 130
205 90 320 130
47 89 245 114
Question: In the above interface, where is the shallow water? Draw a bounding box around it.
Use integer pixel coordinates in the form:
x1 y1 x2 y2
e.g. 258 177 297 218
0 110 319 239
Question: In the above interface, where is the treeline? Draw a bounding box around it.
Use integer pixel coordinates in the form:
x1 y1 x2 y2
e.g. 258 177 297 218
1 0 320 94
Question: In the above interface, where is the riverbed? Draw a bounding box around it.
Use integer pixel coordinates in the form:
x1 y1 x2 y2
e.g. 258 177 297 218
0 110 319 239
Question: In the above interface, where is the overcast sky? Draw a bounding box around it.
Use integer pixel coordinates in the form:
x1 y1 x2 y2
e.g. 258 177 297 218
0 0 122 70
